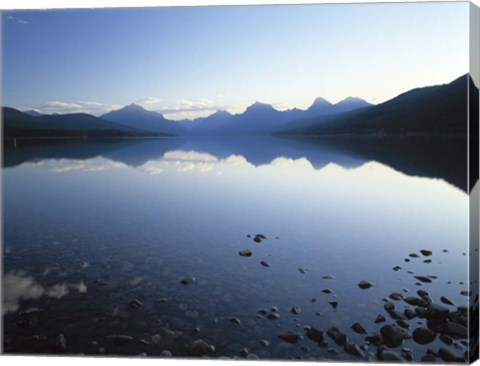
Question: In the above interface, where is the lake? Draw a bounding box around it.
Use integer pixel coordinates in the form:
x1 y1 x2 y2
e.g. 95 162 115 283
2 136 472 361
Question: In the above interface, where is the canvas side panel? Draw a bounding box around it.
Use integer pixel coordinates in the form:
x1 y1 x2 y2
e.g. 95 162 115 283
469 2 480 364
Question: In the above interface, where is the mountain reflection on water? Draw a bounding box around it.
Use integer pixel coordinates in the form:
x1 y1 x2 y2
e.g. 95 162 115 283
3 136 468 191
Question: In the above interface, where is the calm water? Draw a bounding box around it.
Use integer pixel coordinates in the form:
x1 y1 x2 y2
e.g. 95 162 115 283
2 137 471 361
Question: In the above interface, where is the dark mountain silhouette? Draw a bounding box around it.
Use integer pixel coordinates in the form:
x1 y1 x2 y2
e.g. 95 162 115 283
101 103 187 136
278 75 468 136
23 110 45 117
2 107 161 138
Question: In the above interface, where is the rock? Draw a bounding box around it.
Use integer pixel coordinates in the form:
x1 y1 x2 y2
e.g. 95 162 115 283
381 350 407 362
230 317 241 324
311 297 317 303
443 322 468 338
322 274 335 279
160 350 172 357
393 266 402 271
270 306 279 312
440 334 453 345
54 334 67 353
438 347 465 362
306 327 324 343
460 291 471 296
93 279 107 286
327 348 338 354
389 310 407 321
298 268 307 274
440 296 455 306
421 354 436 362
389 293 404 301
258 308 268 315
267 313 280 320
365 333 383 346
417 289 429 298
239 347 249 357
412 327 436 344
426 304 449 320
414 276 432 283
246 353 259 360
404 296 428 307
423 259 432 263
351 323 367 334
239 249 252 257
344 343 364 358
420 249 432 256
151 334 161 344
291 306 301 315
404 309 416 320
328 301 338 309
256 234 267 239
108 335 134 346
396 320 410 329
300 345 310 352
375 314 386 323
405 258 410 262
321 289 333 294
129 299 143 309
380 325 405 348
384 302 395 312
157 298 168 303
327 327 347 346
259 339 269 347
357 280 373 289
188 340 213 357
180 277 195 285
409 253 419 258
254 237 262 243
278 331 302 344
260 261 270 267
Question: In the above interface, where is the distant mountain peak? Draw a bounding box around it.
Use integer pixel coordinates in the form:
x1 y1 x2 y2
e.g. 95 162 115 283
246 102 276 112
123 103 146 111
310 97 333 108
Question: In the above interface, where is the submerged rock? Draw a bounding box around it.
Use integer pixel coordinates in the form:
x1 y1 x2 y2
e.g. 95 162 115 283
344 343 364 358
291 306 301 315
365 333 383 346
108 335 134 346
267 313 280 320
239 249 252 257
414 276 432 283
180 277 195 285
380 350 408 362
375 314 386 323
229 317 241 324
298 268 307 274
278 331 302 344
306 327 324 343
440 296 455 306
389 293 404 301
129 299 143 309
328 301 338 309
327 327 347 346
188 339 214 357
260 261 270 267
420 249 432 256
438 347 465 362
351 323 367 334
380 325 406 348
443 322 468 339
322 274 335 280
321 289 333 294
412 327 436 344
357 280 373 289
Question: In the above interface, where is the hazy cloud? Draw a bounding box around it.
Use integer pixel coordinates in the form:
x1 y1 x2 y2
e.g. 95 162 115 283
34 100 122 115
6 15 29 24
136 97 163 105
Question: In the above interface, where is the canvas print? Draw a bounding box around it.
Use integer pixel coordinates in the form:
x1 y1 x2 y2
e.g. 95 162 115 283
1 1 479 363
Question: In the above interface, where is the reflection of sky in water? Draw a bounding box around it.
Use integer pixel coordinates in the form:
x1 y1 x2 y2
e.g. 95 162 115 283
3 141 470 358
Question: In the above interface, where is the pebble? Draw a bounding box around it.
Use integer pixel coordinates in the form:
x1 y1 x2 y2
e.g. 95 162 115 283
351 322 367 334
423 259 432 263
327 327 347 346
393 266 402 271
321 289 333 294
440 296 455 306
129 299 143 309
306 327 324 343
389 292 404 301
188 339 213 357
298 268 307 274
267 313 280 320
260 261 270 267
414 276 432 283
157 298 168 303
239 249 252 257
344 343 364 358
420 250 432 256
438 347 465 362
328 301 338 309
380 350 407 362
440 334 453 345
409 253 419 258
278 331 302 344
443 322 468 338
291 306 301 315
180 277 195 285
259 339 269 347
365 333 383 346
239 347 249 357
380 325 406 348
357 280 373 289
412 327 436 344
230 317 241 324
322 274 335 279
160 350 172 357
384 302 395 312
375 314 386 323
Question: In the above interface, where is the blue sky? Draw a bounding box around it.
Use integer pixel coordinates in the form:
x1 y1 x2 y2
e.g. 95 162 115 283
2 2 469 119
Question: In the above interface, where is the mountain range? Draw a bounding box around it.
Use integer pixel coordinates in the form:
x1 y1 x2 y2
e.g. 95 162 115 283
2 74 472 138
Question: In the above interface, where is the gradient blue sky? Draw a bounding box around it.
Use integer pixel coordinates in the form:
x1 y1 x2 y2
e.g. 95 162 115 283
2 2 469 119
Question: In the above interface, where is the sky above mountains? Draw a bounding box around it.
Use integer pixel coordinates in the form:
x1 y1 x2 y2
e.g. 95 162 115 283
2 2 468 120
